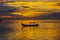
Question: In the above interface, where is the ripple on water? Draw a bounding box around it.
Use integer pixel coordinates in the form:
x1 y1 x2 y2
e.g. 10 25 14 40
0 20 60 40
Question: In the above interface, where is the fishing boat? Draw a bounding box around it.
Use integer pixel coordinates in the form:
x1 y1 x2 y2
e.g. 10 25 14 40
22 24 39 26
21 22 39 26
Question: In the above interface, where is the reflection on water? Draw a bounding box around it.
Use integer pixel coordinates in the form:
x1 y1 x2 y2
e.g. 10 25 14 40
0 20 60 40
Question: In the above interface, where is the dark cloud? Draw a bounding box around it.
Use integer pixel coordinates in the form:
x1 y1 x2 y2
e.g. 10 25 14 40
34 12 60 20
0 3 22 19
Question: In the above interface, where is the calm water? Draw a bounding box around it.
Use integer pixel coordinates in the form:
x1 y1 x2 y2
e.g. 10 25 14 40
0 20 60 40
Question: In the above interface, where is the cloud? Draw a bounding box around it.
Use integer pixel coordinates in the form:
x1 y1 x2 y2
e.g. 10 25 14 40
19 0 60 2
33 12 60 20
0 2 60 20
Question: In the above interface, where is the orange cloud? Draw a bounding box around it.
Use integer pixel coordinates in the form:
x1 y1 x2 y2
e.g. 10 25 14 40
0 16 14 18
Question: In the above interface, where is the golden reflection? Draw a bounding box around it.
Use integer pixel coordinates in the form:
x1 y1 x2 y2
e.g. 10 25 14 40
5 20 60 40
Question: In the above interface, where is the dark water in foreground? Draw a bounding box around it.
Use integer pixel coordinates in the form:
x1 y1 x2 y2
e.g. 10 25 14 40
0 20 60 40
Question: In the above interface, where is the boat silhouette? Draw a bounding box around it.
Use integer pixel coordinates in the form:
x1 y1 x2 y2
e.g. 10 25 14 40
21 22 39 29
22 24 39 26
21 22 39 26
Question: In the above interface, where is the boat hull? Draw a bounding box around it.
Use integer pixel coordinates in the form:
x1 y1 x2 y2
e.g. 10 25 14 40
21 24 39 26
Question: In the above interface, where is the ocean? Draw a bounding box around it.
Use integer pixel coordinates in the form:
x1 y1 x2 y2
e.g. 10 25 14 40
0 20 60 40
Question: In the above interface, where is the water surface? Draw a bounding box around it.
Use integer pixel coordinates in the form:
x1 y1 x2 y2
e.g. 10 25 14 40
0 20 60 40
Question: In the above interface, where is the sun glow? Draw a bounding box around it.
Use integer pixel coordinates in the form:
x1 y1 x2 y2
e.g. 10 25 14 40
11 11 49 17
6 2 60 18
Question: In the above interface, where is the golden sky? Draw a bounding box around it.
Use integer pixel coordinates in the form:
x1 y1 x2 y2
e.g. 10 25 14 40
1 2 60 18
7 0 60 2
9 2 60 17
